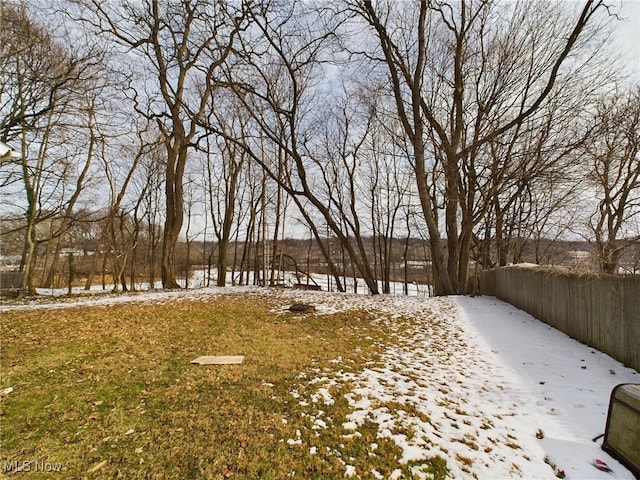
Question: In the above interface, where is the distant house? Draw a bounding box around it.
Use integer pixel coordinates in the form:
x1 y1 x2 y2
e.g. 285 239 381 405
60 248 84 257
567 249 595 269
403 260 429 268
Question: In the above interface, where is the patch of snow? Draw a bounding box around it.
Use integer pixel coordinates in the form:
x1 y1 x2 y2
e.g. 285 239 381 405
287 292 638 479
344 465 357 477
370 468 384 479
389 469 402 480
311 387 335 405
312 418 328 430
342 421 358 431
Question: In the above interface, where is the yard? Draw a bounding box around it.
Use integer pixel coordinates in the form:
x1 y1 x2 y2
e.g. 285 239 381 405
1 288 637 479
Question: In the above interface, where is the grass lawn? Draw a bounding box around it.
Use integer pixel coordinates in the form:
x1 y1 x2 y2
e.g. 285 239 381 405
0 293 447 479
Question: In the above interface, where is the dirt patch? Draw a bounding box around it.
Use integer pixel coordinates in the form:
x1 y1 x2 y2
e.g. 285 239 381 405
288 303 316 314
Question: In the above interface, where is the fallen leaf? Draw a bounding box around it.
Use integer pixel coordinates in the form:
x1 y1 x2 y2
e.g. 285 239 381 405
87 460 107 473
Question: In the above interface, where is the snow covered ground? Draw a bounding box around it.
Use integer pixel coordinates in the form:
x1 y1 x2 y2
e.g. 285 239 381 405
2 285 637 479
271 290 639 479
22 268 431 297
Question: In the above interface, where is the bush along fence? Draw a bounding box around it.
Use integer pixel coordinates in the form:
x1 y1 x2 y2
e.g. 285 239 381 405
479 265 640 372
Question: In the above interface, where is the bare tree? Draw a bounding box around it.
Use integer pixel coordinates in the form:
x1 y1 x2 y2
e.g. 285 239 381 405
81 117 157 291
584 87 640 274
201 99 248 287
182 174 201 288
0 4 103 296
75 0 252 288
363 98 413 294
138 146 166 289
212 2 387 293
349 0 611 294
0 4 100 143
128 141 166 290
473 90 589 269
314 88 381 292
42 82 108 288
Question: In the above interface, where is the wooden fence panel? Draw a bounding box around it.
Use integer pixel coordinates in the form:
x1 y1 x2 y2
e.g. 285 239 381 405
480 266 639 372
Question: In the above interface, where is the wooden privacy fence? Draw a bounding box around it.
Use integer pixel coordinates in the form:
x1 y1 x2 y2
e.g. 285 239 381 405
479 265 640 372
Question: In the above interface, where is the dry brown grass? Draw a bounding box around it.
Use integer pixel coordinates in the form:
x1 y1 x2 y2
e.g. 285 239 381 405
0 294 448 479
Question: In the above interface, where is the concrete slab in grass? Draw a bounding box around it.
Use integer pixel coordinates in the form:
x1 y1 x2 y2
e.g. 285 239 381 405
191 355 245 365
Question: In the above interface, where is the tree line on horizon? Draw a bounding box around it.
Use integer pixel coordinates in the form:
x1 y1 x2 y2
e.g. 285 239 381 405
1 0 639 297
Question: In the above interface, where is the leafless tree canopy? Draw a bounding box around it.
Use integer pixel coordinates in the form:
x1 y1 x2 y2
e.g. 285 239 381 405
1 0 638 297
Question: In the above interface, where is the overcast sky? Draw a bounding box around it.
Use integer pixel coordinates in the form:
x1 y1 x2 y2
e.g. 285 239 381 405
615 0 640 79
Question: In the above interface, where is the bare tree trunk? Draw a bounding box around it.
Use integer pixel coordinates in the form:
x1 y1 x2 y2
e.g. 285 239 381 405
19 110 54 297
101 248 108 290
19 223 37 297
231 226 241 285
66 252 75 295
403 234 410 296
161 143 185 289
254 205 262 286
269 148 284 286
184 183 193 289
